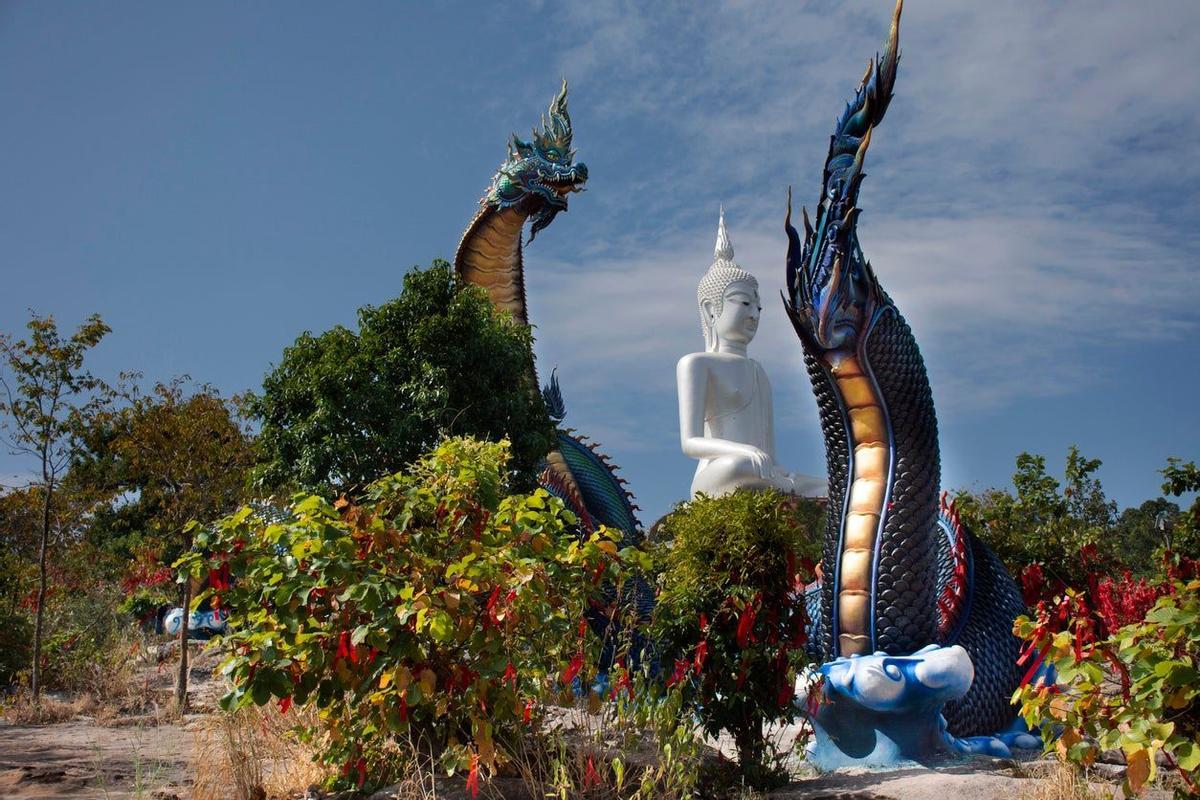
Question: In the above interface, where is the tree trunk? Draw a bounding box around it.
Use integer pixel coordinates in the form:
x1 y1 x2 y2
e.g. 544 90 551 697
175 574 191 710
731 712 772 789
31 477 53 702
31 474 54 700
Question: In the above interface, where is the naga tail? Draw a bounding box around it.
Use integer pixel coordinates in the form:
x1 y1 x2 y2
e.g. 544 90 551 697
538 371 642 547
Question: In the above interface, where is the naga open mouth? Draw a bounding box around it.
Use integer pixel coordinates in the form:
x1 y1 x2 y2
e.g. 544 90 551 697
542 163 589 197
551 182 583 197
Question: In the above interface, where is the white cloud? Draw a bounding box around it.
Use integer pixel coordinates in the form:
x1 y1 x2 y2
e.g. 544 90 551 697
530 203 1198 422
526 0 1200 406
511 0 1200 517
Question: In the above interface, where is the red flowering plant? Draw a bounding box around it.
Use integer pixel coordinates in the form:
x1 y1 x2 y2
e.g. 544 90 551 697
177 437 627 793
1014 553 1200 797
117 544 176 623
648 489 822 789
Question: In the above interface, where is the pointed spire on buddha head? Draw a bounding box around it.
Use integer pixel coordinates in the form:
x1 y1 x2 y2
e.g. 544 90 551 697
698 207 759 351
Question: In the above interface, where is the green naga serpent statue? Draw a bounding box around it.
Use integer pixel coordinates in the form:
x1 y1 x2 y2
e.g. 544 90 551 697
453 81 643 549
787 0 1038 765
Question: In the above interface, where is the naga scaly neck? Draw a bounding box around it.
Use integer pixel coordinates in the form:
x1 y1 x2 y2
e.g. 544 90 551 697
454 206 530 325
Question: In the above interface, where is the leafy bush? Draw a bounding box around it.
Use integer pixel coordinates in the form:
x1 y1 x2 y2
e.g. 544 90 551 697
1161 458 1200 558
117 544 176 623
648 490 822 788
1014 556 1200 797
0 608 33 687
955 447 1118 588
39 572 143 703
181 437 624 791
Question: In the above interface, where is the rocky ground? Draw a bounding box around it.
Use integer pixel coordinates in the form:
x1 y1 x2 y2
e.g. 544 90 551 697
0 646 1177 800
0 642 221 800
0 717 196 800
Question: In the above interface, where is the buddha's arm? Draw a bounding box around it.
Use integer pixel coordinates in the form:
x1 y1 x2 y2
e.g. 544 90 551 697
677 355 770 478
761 363 778 462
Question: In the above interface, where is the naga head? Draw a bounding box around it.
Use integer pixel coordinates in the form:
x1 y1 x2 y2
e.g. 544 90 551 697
485 79 589 242
784 0 902 352
785 181 877 352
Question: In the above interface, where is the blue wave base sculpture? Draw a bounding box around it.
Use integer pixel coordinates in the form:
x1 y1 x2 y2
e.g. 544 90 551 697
807 644 1042 770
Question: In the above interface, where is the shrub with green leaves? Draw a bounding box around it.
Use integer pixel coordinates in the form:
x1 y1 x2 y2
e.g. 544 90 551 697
1014 567 1200 797
649 489 822 788
179 437 624 791
249 260 555 497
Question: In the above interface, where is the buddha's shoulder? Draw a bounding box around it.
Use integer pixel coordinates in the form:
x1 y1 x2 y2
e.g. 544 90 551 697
678 351 764 367
677 351 717 372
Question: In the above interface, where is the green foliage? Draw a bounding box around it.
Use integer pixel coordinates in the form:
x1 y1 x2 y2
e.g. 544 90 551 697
0 483 131 689
0 313 111 476
72 377 257 706
74 378 255 575
38 576 141 701
955 446 1119 586
649 490 822 788
249 260 555 498
179 437 625 790
1015 576 1200 797
1161 458 1200 557
1113 498 1183 576
0 583 33 685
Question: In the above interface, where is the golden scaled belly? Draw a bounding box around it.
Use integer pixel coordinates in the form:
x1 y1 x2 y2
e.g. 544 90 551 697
455 207 527 324
827 352 888 657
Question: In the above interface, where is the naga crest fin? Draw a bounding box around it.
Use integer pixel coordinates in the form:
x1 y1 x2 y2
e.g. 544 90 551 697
785 0 902 351
542 368 566 423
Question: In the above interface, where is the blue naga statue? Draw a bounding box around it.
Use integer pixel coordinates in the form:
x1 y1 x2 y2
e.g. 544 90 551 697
785 0 1039 765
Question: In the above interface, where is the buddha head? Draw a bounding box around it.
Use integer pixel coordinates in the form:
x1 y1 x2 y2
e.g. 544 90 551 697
697 209 761 352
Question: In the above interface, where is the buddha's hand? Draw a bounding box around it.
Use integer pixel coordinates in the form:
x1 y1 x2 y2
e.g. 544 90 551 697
744 447 772 480
781 471 829 498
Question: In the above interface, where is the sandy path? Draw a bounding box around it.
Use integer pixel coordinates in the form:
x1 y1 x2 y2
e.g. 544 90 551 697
0 715 199 800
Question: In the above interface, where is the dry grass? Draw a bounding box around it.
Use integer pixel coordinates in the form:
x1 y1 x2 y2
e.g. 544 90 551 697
2 626 161 725
192 702 329 800
1019 759 1114 800
1 693 96 724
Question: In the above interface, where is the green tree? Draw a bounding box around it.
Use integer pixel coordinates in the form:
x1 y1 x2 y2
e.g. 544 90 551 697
956 446 1117 587
249 260 555 498
1161 458 1200 557
78 378 255 708
0 313 110 699
1112 498 1182 576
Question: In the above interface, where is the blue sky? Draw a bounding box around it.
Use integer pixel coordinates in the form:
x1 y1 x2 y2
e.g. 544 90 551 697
2 1 1198 526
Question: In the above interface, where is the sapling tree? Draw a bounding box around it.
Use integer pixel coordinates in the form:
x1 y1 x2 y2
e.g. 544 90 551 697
0 313 110 700
79 377 255 708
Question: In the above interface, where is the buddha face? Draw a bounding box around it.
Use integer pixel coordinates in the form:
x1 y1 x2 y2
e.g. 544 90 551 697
707 280 761 348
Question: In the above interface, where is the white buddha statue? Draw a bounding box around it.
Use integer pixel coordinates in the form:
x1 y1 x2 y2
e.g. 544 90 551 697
677 210 827 499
